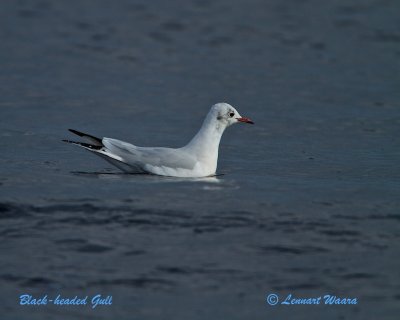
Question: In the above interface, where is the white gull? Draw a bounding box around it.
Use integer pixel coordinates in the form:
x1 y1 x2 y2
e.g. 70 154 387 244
63 102 254 178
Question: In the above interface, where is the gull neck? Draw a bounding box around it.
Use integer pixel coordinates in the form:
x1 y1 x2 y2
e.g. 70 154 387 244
183 113 226 160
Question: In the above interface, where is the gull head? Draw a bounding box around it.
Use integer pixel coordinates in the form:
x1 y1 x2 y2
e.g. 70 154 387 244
210 102 254 128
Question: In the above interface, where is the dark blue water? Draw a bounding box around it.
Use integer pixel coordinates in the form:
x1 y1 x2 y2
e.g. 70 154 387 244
1 0 399 319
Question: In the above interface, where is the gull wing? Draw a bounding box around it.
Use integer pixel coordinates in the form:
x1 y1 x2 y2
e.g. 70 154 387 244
102 138 197 170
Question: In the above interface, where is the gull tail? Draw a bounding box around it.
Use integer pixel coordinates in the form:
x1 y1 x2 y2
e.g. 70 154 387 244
62 129 140 172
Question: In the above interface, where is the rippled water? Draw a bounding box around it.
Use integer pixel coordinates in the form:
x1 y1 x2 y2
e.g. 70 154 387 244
1 0 399 319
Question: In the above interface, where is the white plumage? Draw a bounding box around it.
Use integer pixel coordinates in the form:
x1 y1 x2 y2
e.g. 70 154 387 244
64 103 254 178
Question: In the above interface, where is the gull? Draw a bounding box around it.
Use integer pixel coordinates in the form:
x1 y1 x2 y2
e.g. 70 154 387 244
63 102 254 178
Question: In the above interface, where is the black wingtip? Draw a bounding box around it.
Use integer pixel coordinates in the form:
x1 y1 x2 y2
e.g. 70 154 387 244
68 129 83 136
67 129 103 145
62 139 102 150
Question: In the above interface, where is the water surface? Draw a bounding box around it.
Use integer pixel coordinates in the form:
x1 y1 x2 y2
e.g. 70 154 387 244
1 0 399 319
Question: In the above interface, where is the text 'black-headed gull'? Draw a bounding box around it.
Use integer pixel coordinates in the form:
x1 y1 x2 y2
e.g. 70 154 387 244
63 103 254 178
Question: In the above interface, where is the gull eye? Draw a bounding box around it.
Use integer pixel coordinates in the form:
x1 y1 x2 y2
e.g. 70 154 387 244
229 112 235 117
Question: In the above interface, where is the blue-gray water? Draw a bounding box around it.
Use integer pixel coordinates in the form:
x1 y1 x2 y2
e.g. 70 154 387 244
1 0 399 319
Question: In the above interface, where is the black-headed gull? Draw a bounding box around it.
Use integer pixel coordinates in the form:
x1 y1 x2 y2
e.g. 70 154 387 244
63 102 254 178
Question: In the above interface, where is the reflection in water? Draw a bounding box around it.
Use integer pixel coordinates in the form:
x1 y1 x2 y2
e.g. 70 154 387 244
71 171 223 183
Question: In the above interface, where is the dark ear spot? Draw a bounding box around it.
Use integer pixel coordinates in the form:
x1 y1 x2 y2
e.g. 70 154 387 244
217 114 223 120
